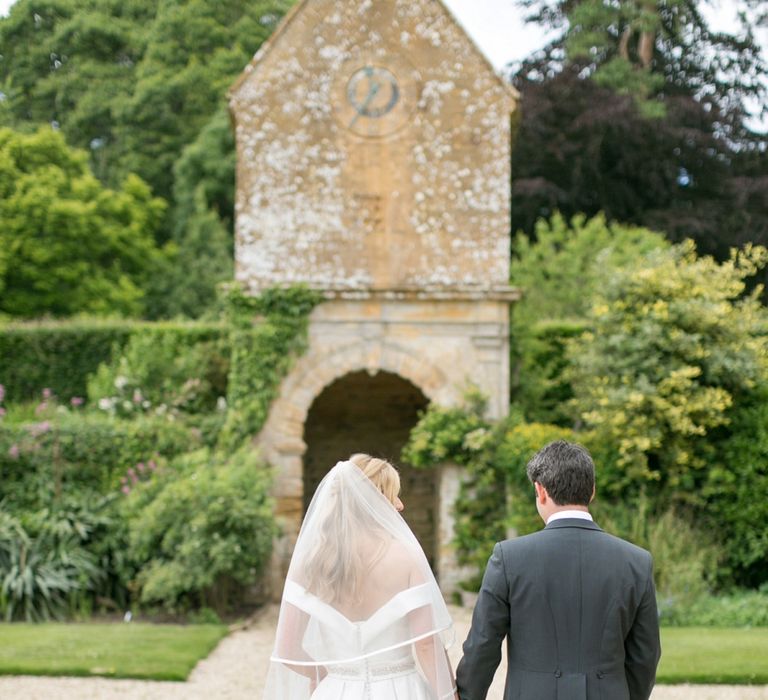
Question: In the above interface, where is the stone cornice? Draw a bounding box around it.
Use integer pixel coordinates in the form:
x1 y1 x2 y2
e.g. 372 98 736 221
245 285 521 303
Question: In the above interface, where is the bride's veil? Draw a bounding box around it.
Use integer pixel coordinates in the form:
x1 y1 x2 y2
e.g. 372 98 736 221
263 460 456 698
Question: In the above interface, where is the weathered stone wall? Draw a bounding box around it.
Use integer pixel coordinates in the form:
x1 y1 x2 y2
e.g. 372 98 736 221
230 0 517 292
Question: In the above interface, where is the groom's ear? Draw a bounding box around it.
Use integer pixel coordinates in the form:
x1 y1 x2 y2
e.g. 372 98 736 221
534 481 547 504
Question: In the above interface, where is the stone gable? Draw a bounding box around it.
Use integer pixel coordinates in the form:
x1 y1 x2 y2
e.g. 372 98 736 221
229 0 518 292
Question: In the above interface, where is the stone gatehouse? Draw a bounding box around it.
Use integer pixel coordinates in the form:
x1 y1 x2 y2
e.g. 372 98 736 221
229 0 519 596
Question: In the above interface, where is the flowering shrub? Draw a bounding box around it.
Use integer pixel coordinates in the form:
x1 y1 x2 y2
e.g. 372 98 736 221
122 446 275 612
87 325 229 419
119 458 160 495
0 413 203 510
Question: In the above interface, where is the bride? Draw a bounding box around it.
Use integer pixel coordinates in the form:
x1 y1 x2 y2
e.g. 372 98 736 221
264 454 458 699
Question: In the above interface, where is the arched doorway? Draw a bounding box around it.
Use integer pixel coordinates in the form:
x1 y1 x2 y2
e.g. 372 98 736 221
303 370 437 568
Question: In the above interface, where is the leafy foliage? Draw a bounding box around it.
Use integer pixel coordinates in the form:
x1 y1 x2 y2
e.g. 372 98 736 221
569 241 768 499
518 0 767 123
112 0 290 202
661 586 768 627
509 67 768 266
219 285 322 449
0 510 103 622
0 127 167 318
403 394 504 589
593 498 721 614
510 213 668 422
87 323 229 417
705 389 768 586
0 0 290 200
123 446 275 612
150 106 235 319
0 411 203 510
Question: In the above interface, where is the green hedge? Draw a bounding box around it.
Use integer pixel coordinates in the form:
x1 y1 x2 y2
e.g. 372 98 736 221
0 320 226 404
661 588 768 627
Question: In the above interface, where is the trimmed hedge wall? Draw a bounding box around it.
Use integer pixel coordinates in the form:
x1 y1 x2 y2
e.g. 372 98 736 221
0 320 226 403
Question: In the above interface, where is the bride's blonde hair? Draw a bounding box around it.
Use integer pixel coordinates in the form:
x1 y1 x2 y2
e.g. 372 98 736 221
303 454 401 603
348 453 401 505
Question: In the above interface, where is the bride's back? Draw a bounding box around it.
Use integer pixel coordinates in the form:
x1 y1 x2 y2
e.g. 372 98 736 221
330 534 420 622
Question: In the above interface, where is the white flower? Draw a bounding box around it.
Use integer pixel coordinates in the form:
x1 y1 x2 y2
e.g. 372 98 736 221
98 398 113 411
115 375 129 390
216 396 228 412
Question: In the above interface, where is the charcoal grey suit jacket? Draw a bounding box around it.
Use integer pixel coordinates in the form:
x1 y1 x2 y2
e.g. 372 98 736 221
456 518 661 700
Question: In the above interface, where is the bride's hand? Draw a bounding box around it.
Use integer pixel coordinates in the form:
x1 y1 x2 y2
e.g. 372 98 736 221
309 667 327 694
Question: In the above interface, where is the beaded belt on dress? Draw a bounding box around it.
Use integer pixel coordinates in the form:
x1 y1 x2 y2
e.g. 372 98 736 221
326 658 416 679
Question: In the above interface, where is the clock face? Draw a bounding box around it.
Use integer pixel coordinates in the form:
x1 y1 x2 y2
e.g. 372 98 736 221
333 55 420 138
347 66 400 122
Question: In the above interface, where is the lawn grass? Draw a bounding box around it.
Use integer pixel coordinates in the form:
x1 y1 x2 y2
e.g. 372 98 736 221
658 627 768 684
0 622 227 681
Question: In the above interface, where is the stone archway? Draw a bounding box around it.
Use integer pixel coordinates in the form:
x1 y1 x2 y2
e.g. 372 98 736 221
258 339 466 596
302 370 435 567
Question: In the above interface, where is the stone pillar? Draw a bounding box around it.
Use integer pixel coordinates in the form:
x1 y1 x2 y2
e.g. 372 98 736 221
436 463 474 597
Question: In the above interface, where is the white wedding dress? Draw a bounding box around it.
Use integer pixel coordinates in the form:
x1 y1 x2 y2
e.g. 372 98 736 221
263 461 456 700
284 580 440 699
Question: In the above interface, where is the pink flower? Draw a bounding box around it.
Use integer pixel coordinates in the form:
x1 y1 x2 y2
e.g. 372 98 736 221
148 460 157 471
137 462 145 473
8 444 19 459
121 485 131 495
29 421 51 436
70 397 84 407
35 401 48 415
42 388 52 400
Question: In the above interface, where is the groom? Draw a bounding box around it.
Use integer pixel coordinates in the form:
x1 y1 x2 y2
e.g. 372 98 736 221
456 440 661 700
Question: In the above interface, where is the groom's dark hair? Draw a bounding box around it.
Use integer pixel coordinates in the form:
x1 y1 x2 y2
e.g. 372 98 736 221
526 440 595 506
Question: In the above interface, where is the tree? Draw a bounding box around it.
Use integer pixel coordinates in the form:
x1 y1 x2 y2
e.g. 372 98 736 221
0 0 157 184
510 212 668 423
511 0 768 276
510 64 768 279
0 127 167 317
517 0 767 125
569 240 768 496
141 105 235 319
111 0 291 203
0 0 290 216
566 240 768 583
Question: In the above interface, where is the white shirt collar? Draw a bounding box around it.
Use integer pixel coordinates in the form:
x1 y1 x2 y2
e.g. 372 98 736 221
546 510 593 525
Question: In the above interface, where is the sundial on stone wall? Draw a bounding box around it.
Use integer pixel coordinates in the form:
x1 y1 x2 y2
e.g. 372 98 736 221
230 0 517 294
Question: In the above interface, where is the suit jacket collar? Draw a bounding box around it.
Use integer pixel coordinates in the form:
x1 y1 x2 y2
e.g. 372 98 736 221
544 518 603 532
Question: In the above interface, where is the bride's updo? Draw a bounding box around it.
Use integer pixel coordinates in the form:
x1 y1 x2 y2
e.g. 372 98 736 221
349 453 401 506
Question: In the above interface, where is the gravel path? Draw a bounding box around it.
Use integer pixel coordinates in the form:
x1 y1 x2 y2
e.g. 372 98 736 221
0 605 765 699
